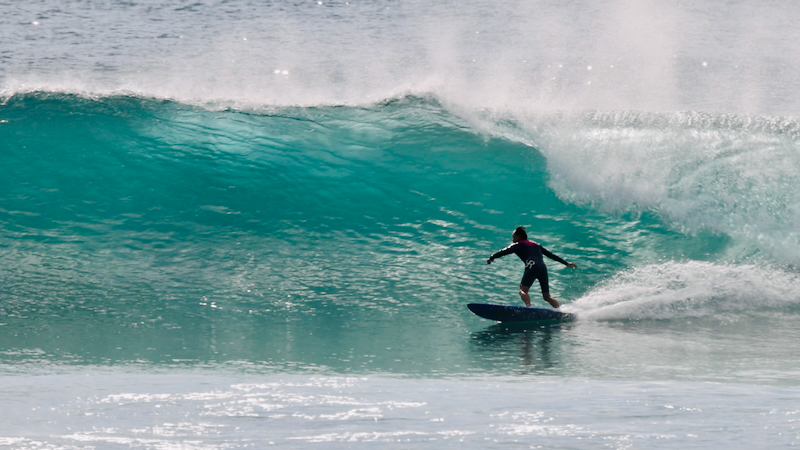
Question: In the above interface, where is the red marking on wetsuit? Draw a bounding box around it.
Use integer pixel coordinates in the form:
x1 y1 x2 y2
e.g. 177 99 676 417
520 240 539 246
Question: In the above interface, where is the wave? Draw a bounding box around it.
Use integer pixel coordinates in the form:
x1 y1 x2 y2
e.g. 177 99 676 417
4 91 800 372
3 92 799 254
1 92 799 315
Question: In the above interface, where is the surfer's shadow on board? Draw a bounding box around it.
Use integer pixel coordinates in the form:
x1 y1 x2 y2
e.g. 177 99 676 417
469 323 572 374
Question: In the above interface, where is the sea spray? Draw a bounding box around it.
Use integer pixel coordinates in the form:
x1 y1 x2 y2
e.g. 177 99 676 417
565 261 800 321
515 110 800 266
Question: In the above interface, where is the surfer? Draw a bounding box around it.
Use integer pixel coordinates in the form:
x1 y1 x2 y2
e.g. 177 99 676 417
487 226 577 308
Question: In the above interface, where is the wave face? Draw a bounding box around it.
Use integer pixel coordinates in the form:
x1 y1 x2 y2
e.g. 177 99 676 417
2 92 800 376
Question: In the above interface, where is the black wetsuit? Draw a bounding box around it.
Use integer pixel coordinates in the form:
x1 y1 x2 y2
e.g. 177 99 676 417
489 240 569 294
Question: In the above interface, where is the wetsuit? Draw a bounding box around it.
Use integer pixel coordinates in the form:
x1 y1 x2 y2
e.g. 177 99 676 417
488 240 570 295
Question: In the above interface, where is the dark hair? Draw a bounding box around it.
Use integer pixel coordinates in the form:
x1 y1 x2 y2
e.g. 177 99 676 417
513 226 527 240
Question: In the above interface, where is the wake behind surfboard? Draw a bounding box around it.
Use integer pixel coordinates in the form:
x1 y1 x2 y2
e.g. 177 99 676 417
467 303 576 323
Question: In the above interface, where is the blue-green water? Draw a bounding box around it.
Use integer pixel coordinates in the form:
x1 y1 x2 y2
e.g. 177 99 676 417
3 1 800 448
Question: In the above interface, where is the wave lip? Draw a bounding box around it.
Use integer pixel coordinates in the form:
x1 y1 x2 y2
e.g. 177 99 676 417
563 261 800 321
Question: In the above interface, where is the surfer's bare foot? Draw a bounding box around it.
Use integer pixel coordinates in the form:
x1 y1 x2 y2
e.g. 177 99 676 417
544 294 559 308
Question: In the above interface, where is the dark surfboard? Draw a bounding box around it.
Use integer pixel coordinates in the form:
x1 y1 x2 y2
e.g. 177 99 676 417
467 303 575 323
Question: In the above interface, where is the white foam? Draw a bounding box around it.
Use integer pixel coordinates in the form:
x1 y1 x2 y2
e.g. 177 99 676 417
562 261 800 321
532 111 800 264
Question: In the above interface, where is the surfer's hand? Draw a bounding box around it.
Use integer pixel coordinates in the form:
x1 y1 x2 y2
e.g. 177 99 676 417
567 262 577 269
486 257 493 265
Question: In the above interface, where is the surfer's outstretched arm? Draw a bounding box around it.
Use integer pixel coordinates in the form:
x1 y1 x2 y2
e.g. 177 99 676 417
542 247 578 268
487 243 519 264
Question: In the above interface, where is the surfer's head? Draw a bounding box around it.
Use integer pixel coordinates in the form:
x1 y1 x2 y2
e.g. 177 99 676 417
512 226 527 242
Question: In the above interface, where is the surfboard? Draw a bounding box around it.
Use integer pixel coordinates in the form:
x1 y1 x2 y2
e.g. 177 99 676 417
467 303 575 323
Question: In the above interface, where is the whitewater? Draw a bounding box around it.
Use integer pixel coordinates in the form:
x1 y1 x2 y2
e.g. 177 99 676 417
3 0 800 448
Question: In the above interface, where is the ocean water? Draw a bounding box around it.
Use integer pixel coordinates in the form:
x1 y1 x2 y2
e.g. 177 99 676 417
3 1 800 448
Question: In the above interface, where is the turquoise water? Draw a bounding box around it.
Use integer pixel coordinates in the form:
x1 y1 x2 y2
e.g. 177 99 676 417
3 0 800 448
